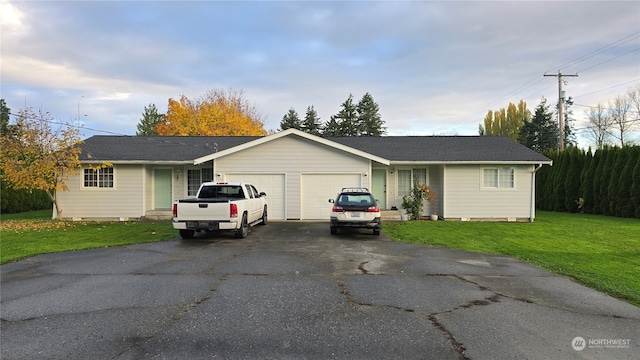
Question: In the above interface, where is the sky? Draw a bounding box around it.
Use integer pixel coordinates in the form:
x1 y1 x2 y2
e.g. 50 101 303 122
2 0 639 147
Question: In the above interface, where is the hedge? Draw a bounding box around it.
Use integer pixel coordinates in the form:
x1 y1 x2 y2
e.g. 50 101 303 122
537 146 640 218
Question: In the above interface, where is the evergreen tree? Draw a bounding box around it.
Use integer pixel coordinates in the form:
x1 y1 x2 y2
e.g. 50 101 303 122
630 148 640 218
616 147 635 217
356 92 386 136
552 150 569 211
591 148 607 214
519 98 558 152
279 108 302 131
327 94 359 136
0 99 10 135
136 103 164 136
564 147 584 212
579 148 595 214
301 105 322 136
598 148 616 215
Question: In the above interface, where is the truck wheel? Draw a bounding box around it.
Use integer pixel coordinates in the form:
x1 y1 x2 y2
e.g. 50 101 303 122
259 206 267 226
235 214 248 238
330 227 337 235
373 229 380 236
180 230 195 239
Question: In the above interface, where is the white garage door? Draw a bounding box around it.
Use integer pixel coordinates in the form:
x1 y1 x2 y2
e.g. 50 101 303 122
225 174 286 220
301 174 362 220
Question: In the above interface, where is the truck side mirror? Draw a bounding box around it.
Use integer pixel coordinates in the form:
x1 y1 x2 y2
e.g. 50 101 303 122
259 192 267 197
328 199 335 203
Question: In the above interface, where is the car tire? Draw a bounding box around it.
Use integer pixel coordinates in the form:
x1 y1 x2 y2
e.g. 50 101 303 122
373 229 380 236
259 206 267 226
235 214 248 238
180 229 195 239
330 227 337 235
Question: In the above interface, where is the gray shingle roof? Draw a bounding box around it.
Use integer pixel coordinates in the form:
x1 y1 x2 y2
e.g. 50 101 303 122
80 134 551 163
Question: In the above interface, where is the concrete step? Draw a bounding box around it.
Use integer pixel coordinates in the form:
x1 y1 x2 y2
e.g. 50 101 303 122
143 210 172 221
381 210 403 222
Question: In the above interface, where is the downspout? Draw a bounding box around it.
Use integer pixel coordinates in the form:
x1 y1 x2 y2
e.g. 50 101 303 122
530 164 544 222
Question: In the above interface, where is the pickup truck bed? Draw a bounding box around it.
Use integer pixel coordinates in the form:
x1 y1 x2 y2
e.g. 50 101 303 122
172 182 267 239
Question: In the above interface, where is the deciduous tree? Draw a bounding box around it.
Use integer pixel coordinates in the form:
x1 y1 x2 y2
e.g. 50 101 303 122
479 100 529 141
0 107 84 218
156 88 267 136
584 103 614 149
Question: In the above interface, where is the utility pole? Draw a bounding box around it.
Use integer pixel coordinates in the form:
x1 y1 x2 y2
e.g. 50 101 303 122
544 71 578 150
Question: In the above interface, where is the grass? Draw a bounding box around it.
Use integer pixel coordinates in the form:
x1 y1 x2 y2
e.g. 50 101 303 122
383 211 640 307
1 210 176 264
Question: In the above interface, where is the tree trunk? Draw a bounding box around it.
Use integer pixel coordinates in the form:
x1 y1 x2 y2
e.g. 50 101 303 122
46 189 62 219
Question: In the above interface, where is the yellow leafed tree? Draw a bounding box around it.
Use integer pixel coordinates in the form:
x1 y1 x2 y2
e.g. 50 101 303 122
156 88 268 136
0 107 84 219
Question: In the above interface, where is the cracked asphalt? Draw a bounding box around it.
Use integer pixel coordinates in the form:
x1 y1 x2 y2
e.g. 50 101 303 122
1 222 638 359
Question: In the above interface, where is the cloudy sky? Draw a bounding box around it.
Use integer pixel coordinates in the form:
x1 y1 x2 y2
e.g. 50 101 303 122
2 0 639 146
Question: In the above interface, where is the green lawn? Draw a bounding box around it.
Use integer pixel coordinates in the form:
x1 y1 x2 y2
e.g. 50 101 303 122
1 210 176 264
383 211 640 307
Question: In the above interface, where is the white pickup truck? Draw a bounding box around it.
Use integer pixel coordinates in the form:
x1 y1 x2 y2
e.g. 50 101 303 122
172 182 267 239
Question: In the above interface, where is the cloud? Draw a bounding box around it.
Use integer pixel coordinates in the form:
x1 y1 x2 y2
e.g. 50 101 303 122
1 0 638 147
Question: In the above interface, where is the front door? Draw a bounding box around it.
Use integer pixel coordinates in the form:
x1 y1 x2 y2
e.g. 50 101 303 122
154 169 172 210
372 169 387 209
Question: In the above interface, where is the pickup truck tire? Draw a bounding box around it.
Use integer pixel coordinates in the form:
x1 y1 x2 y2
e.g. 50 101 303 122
330 227 337 235
235 214 248 239
180 229 195 239
259 206 267 225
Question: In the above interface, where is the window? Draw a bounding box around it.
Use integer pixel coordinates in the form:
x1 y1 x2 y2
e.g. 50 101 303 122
84 167 114 188
397 168 427 197
483 167 514 189
187 168 214 196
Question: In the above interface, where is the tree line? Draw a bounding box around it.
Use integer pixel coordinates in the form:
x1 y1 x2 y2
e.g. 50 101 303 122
137 89 386 137
479 84 639 151
279 92 386 136
536 146 640 218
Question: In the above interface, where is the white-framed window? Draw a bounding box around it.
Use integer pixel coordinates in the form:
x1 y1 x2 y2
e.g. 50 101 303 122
83 167 114 188
483 167 515 189
187 168 213 196
397 168 427 197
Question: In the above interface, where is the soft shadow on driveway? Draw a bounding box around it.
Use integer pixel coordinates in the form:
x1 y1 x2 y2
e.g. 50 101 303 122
1 222 638 360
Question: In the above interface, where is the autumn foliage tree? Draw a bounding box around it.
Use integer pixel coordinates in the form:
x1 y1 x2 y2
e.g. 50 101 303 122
156 88 267 136
0 107 83 218
479 100 530 141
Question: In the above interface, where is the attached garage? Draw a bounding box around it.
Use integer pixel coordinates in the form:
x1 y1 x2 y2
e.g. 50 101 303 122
300 173 362 220
225 173 286 220
199 131 389 221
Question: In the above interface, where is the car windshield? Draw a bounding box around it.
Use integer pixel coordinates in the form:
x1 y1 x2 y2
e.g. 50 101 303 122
336 194 375 207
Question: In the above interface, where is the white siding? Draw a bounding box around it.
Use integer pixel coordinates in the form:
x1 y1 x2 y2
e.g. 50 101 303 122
216 136 370 219
57 164 144 219
444 164 534 220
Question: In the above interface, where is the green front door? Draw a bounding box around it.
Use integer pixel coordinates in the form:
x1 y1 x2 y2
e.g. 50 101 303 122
154 169 172 210
372 169 387 209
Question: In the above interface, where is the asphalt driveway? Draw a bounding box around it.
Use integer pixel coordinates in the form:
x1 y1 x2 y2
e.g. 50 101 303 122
1 222 638 359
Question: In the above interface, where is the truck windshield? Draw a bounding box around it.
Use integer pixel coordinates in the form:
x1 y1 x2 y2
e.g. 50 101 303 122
198 185 245 198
